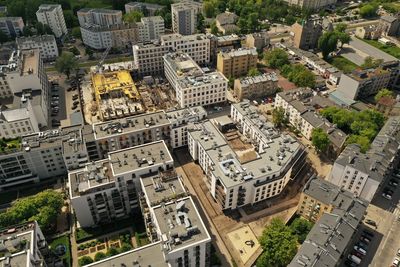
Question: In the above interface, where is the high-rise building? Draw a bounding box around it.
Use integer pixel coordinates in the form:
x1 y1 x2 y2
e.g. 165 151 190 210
171 1 202 35
291 18 323 50
0 17 24 38
77 8 123 26
138 16 165 42
36 4 67 38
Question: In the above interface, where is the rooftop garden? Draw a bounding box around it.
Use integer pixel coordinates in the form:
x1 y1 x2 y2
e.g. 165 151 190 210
0 137 21 153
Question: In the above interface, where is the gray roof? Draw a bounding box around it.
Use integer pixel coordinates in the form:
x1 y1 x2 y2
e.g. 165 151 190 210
289 197 368 267
16 34 56 45
301 110 323 127
381 15 397 23
216 12 238 25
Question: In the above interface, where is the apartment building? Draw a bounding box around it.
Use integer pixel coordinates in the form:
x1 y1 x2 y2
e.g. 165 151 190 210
328 116 400 201
36 4 67 38
188 101 306 210
289 197 368 267
355 25 382 40
378 14 400 37
336 67 392 100
138 16 165 42
245 32 270 51
0 125 89 191
234 72 278 100
16 35 59 62
0 221 50 267
125 2 164 16
208 34 242 65
77 8 122 26
275 88 347 157
0 49 50 132
164 52 227 108
0 17 24 38
167 106 207 148
171 1 202 35
298 176 366 222
133 33 210 76
291 19 323 50
217 47 258 78
284 0 337 10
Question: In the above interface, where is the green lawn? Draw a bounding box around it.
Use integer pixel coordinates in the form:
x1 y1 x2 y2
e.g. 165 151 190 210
327 56 359 73
50 235 71 267
360 38 400 59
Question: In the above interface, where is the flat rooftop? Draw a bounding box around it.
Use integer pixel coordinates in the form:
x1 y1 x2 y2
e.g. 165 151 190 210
93 110 170 139
153 197 210 251
141 170 186 207
21 49 39 76
238 73 278 87
86 242 167 267
220 47 257 58
69 160 114 198
109 140 172 176
164 52 203 77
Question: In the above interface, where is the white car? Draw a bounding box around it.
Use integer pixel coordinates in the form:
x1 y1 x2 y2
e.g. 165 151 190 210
393 258 400 267
382 193 392 200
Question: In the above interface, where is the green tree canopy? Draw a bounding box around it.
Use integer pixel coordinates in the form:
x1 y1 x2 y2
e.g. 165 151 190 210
106 247 119 257
55 52 78 79
375 88 394 102
94 252 107 261
0 190 63 231
78 256 93 266
311 128 330 153
281 64 315 88
335 23 347 32
248 67 261 77
318 31 338 59
257 218 298 267
289 218 313 244
123 10 143 23
210 21 220 35
346 135 371 152
263 49 289 69
361 56 383 69
71 27 81 39
359 4 378 18
272 107 287 128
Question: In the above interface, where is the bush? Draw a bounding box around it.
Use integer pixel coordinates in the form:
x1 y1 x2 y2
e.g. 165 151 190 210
94 252 106 261
78 256 93 266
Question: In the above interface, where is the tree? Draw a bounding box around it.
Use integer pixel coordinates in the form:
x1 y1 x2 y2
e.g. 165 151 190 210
55 52 78 79
124 11 143 23
106 247 119 257
248 67 261 77
346 135 371 153
210 21 219 35
63 10 79 28
311 128 330 153
23 26 34 37
0 31 8 44
289 218 313 244
69 46 80 56
263 49 289 69
361 56 383 69
85 47 94 60
78 256 93 266
337 32 351 47
197 13 205 33
119 243 132 253
203 1 216 18
318 31 338 59
375 88 394 102
272 107 287 128
335 23 347 32
247 12 260 33
72 27 81 39
359 4 378 18
280 64 316 88
257 218 298 267
94 252 107 261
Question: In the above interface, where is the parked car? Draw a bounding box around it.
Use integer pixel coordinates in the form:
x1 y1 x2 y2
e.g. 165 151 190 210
72 105 78 110
362 230 374 238
392 258 400 267
354 246 366 255
52 121 61 127
72 94 79 100
365 219 376 226
390 179 399 186
382 193 392 200
73 100 79 106
360 236 371 243
357 241 368 250
384 188 394 194
348 254 361 265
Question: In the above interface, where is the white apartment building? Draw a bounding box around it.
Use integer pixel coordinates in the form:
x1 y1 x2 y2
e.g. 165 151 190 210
36 4 67 38
171 1 202 35
0 221 49 267
284 0 337 10
328 116 400 201
167 106 207 148
125 2 164 16
187 101 306 210
16 35 59 62
164 52 227 108
77 8 123 27
0 126 89 191
133 33 210 76
69 140 174 227
138 16 165 42
0 17 24 38
71 140 211 267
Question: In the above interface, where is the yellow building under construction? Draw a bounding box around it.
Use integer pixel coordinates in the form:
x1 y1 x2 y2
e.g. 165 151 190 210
91 70 143 121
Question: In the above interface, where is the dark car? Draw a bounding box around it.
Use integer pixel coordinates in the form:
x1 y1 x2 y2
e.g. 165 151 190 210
365 219 376 226
363 230 374 238
73 100 79 106
384 188 394 194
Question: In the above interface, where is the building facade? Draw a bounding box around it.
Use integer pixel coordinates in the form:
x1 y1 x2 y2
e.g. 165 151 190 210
164 52 227 108
217 47 258 78
291 19 323 50
138 16 165 42
234 72 278 100
125 2 164 16
245 32 270 51
36 4 67 38
0 17 24 38
284 0 337 10
171 1 202 35
16 35 59 62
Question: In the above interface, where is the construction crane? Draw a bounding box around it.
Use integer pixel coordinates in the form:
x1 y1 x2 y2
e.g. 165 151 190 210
96 46 112 73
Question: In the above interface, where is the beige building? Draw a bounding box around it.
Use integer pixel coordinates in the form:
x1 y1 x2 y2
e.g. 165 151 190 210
234 72 278 100
245 32 270 51
355 25 381 40
217 48 258 78
291 19 322 50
